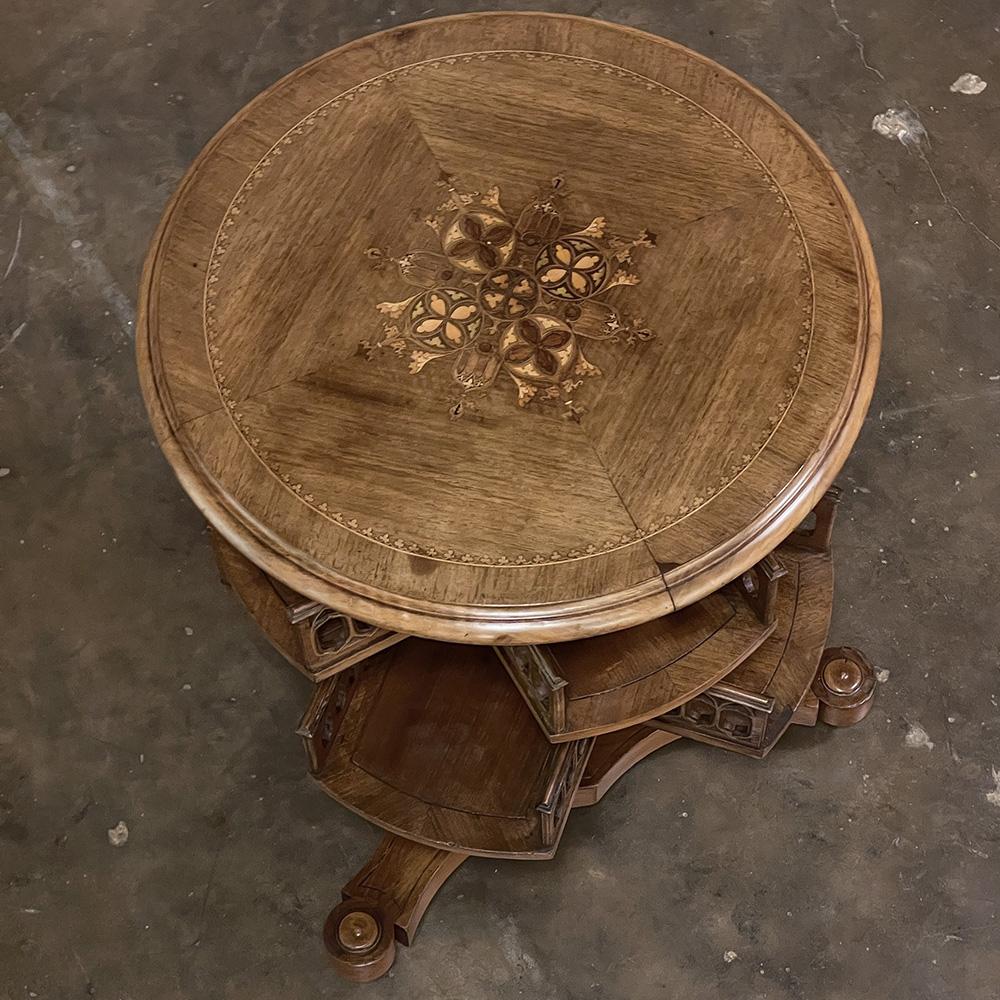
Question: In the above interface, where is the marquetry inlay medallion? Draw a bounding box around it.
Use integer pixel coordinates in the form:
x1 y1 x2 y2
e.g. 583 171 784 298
362 176 657 416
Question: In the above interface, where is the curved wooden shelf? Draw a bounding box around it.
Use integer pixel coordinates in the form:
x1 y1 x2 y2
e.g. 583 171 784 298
651 545 833 757
496 559 781 742
298 639 592 859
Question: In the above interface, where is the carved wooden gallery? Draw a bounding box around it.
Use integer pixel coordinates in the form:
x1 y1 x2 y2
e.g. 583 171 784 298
137 12 880 981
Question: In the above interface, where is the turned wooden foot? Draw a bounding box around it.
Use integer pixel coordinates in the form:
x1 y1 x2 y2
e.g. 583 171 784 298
813 646 876 727
325 834 468 982
324 900 396 982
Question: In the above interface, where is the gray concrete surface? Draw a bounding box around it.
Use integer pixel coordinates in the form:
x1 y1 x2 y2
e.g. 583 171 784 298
2 1 999 997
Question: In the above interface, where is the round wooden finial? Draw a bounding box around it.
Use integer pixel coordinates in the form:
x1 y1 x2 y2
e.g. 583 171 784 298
822 657 865 696
813 647 876 727
324 901 396 982
337 910 380 952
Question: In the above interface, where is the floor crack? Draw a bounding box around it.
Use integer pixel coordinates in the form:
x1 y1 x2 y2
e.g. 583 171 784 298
829 0 886 81
917 148 1000 256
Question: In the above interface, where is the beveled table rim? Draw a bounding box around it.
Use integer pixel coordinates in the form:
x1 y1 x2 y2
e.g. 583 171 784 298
136 11 881 644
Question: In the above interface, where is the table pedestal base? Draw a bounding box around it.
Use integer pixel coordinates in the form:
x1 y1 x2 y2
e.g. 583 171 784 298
210 490 877 983
323 641 874 980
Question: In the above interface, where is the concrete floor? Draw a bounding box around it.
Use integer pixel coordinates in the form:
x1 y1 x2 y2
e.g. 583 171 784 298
2 1 999 997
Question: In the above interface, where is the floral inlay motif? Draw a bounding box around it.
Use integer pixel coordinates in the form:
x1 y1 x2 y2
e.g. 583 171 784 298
361 176 657 416
201 51 818 567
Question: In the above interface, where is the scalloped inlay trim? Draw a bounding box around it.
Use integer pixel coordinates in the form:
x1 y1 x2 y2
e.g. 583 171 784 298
204 50 815 567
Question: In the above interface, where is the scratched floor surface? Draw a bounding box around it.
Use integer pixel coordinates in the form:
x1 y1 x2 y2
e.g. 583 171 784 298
2 2 999 998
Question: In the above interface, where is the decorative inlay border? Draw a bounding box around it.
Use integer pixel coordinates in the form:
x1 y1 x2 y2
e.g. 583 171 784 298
203 49 816 568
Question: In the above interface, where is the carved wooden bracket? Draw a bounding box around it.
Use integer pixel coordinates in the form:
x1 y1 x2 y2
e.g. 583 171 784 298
536 739 593 846
296 668 359 772
651 683 776 752
737 553 787 626
494 644 569 735
787 485 842 554
286 600 406 679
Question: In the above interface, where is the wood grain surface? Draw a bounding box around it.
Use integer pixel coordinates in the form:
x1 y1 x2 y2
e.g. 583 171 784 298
137 12 880 643
211 528 407 679
498 584 774 741
340 834 468 948
306 639 593 858
651 544 834 756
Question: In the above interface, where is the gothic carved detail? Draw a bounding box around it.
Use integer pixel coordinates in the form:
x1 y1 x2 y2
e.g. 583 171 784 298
494 644 569 735
653 683 776 751
537 738 593 846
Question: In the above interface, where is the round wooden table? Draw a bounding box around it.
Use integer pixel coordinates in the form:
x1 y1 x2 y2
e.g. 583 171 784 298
137 12 881 982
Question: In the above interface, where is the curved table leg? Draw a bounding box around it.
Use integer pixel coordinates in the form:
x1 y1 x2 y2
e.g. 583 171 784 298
325 834 468 982
573 726 680 807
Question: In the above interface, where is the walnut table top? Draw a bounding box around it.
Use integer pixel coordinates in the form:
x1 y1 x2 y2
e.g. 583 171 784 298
137 12 880 644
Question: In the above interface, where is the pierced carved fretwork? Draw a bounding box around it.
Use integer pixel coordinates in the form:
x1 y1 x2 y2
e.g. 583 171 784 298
210 528 406 682
286 601 407 680
296 669 360 772
494 644 569 735
537 739 593 846
651 683 776 752
787 485 842 554
309 608 376 656
736 554 787 626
